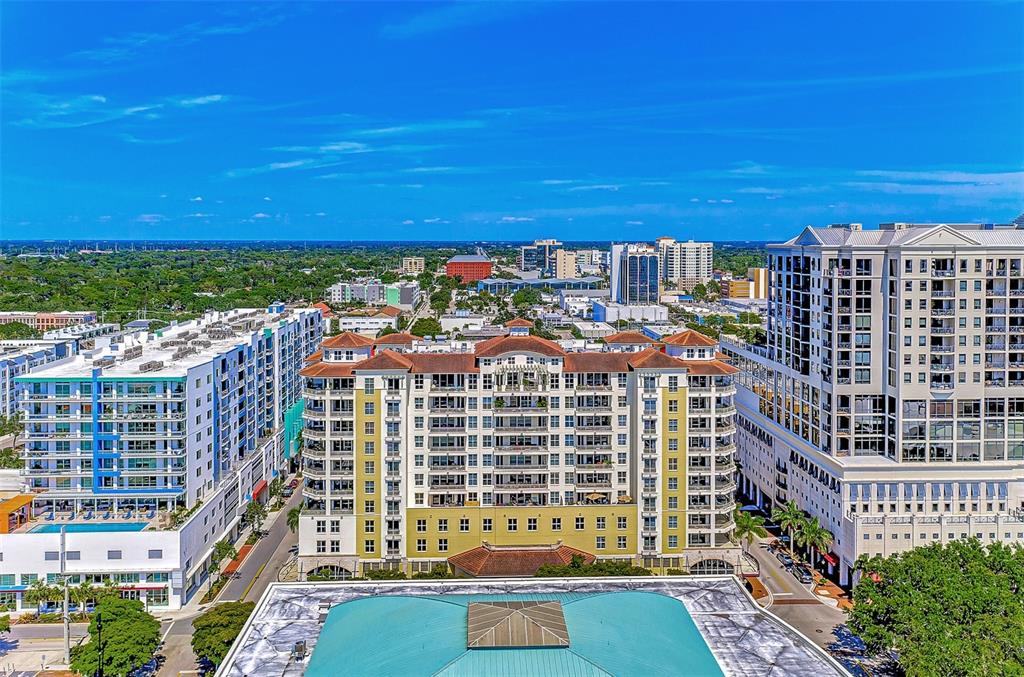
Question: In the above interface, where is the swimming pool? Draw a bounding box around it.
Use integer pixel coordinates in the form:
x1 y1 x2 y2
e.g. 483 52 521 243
30 522 149 534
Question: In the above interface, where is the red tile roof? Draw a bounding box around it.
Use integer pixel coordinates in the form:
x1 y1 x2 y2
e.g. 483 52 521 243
407 353 479 374
628 347 688 370
304 349 323 363
321 332 374 349
661 329 718 347
678 359 740 375
448 543 596 577
375 305 402 318
312 302 335 318
299 361 355 378
603 331 657 345
352 351 414 371
475 335 566 358
505 318 534 328
374 332 417 345
563 352 634 373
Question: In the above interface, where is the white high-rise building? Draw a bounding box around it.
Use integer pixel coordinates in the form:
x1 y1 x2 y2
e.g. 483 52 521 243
1 306 322 610
656 238 713 289
722 222 1024 586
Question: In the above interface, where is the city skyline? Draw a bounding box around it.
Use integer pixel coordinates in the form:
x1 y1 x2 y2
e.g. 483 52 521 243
2 1 1023 241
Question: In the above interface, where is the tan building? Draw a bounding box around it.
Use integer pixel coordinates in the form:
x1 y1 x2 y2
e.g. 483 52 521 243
722 268 768 300
402 257 425 275
297 323 740 579
0 311 96 332
554 249 578 279
656 238 713 289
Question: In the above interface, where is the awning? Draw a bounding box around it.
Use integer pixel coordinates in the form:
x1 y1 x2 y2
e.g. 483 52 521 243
822 553 838 566
252 479 268 498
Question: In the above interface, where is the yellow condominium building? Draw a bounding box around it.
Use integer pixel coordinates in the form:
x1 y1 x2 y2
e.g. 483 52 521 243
297 322 739 579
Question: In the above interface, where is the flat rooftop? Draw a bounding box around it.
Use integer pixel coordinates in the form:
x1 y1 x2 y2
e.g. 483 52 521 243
20 307 312 380
217 577 846 677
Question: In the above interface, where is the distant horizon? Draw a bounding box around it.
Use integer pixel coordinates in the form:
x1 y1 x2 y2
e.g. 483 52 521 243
3 2 1021 240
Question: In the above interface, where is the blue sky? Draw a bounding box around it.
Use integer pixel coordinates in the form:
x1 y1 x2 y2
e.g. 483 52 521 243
2 1 1022 242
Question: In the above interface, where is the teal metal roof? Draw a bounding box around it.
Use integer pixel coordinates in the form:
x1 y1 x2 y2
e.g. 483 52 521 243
306 591 723 677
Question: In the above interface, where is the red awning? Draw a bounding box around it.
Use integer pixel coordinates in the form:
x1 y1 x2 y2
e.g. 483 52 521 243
822 553 838 566
252 479 268 498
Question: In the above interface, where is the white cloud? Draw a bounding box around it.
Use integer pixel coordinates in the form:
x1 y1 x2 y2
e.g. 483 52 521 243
400 184 425 189
251 212 271 219
424 218 442 223
689 198 701 203
190 196 203 202
567 184 622 192
500 216 535 223
720 199 734 204
263 196 272 201
706 199 718 204
186 212 213 218
402 219 415 225
179 94 226 106
315 212 327 217
626 220 644 225
135 214 164 223
541 179 577 185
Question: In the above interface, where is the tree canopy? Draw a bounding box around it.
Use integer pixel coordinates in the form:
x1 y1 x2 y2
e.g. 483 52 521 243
410 317 442 337
849 539 1024 676
191 601 256 668
71 597 161 677
0 322 39 339
535 555 652 577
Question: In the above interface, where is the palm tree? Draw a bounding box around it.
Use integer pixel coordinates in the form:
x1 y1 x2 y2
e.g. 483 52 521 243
732 509 768 553
771 500 805 551
796 517 834 573
287 505 302 534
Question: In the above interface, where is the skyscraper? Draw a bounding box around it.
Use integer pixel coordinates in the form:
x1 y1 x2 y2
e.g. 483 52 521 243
610 243 660 305
722 222 1024 585
655 238 713 289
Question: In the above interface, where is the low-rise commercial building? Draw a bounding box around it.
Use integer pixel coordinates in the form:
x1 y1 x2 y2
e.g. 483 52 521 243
0 311 96 332
401 257 425 275
446 255 493 283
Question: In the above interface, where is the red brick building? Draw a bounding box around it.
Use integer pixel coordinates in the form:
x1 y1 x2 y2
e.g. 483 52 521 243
445 255 493 283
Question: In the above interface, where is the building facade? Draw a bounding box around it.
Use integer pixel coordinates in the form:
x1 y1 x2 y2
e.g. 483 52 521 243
723 222 1024 586
610 244 660 305
2 306 322 610
722 268 769 300
296 326 740 578
446 256 493 284
401 257 425 275
326 280 421 310
656 239 713 290
554 249 578 279
0 341 74 418
519 240 564 277
0 311 97 332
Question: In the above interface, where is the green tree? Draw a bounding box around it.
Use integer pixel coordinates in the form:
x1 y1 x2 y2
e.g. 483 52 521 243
794 516 833 570
771 500 805 550
210 539 237 586
191 601 256 668
0 614 9 634
0 322 40 340
535 555 652 577
287 505 302 534
377 325 397 337
245 500 267 535
691 283 708 301
410 317 442 337
732 509 768 553
850 540 1024 676
71 597 160 677
23 579 61 612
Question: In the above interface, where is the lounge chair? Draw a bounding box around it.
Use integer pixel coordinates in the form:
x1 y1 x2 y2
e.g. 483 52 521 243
147 509 155 519
125 510 133 519
102 511 111 520
83 510 93 520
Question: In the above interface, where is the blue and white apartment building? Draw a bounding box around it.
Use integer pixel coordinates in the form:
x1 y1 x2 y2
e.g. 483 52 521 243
0 305 321 611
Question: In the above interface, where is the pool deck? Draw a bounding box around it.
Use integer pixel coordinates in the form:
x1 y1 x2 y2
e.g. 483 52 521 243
15 513 162 534
218 576 850 677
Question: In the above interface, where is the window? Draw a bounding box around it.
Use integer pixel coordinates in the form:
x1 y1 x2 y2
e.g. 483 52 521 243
527 517 537 531
482 518 493 532
364 540 375 553
147 549 162 559
459 518 470 532
107 550 122 560
507 518 517 531
596 516 606 529
416 519 427 532
416 539 426 552
575 517 585 530
551 517 562 531
438 538 448 553
617 516 627 529
617 536 627 549
596 536 606 549
438 518 448 532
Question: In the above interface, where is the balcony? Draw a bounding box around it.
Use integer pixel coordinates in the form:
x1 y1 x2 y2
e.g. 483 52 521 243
494 480 548 490
494 460 548 470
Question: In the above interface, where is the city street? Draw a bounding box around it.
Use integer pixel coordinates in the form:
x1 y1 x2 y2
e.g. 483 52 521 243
158 487 302 677
747 539 847 649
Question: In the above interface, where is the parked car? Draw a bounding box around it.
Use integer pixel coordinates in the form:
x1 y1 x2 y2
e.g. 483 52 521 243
793 566 814 584
282 487 294 498
288 478 300 489
288 544 299 555
776 552 794 568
